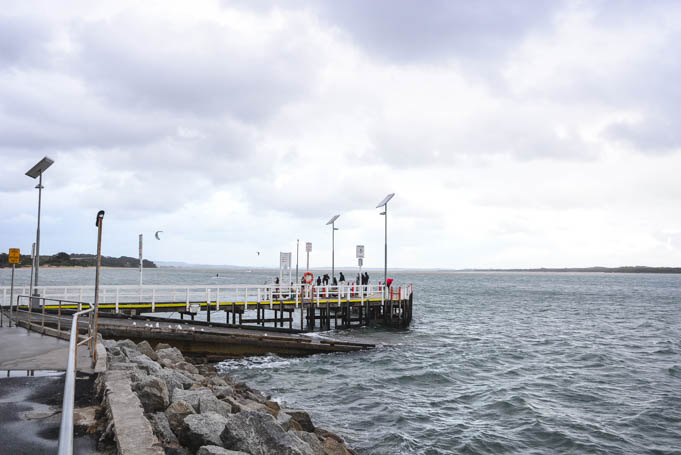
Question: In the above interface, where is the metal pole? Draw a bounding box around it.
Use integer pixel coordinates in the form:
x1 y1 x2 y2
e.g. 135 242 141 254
29 243 36 310
384 203 388 287
331 222 335 279
139 234 143 286
35 171 42 289
9 264 15 327
306 251 309 273
296 239 299 283
93 210 105 364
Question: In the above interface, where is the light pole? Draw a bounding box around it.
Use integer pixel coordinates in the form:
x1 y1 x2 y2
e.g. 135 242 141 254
296 239 299 283
376 193 395 287
326 215 340 279
25 156 54 293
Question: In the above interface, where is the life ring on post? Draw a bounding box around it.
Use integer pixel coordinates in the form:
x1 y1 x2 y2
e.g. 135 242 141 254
303 272 314 284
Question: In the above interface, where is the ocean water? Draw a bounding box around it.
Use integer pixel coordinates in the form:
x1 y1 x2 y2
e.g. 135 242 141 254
2 268 680 454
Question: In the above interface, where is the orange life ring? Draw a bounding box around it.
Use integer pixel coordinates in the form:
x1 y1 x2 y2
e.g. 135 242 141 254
303 271 314 284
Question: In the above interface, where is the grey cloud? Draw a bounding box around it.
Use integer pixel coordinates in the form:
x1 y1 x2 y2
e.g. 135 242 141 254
0 16 52 67
70 14 318 123
315 0 562 63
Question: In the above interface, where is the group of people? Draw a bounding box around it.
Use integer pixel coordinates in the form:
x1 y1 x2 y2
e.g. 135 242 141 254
300 271 370 287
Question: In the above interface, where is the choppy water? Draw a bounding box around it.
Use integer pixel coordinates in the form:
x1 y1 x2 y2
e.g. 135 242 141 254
2 268 680 454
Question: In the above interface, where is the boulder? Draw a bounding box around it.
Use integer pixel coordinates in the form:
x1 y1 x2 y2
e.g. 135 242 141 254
314 428 343 444
197 364 218 377
208 376 228 387
148 411 179 445
157 369 194 400
172 388 216 412
175 361 200 375
160 358 176 369
212 385 234 400
133 375 169 413
115 339 138 351
166 400 195 435
102 339 117 349
278 412 303 432
129 353 163 374
197 446 250 455
224 396 269 414
322 437 354 455
220 411 316 455
290 431 325 455
199 395 232 417
155 342 173 351
157 347 185 364
282 409 315 433
137 340 159 361
165 448 191 455
179 412 228 453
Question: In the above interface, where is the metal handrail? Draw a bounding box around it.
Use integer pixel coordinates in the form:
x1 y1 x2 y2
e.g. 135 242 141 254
15 295 95 455
58 305 95 455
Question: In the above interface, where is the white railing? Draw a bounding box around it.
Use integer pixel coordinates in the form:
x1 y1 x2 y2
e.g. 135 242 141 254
0 283 413 311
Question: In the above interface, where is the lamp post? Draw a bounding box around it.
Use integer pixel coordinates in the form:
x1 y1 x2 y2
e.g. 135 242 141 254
25 156 54 293
326 215 340 279
376 193 395 287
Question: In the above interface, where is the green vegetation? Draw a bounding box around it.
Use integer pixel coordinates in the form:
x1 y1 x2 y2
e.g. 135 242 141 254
0 252 157 268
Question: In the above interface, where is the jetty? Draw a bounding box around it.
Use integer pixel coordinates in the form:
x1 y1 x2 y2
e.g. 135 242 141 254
2 282 413 332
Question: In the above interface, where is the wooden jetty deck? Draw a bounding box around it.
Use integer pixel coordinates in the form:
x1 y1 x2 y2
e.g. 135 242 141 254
2 283 414 331
7 307 375 359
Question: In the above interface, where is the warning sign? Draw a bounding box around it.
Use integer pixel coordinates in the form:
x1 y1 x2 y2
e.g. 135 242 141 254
8 248 20 264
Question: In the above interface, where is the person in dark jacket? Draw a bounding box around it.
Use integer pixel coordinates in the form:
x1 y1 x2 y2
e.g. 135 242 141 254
339 272 345 283
316 276 321 286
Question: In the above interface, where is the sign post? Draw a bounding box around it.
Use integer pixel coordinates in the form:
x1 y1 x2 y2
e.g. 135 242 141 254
305 242 312 272
4 249 20 327
356 245 365 289
139 234 143 286
279 252 292 285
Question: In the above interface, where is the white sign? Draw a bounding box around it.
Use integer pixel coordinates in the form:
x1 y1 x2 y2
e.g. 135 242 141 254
280 252 291 268
358 258 363 267
356 245 365 258
306 242 312 253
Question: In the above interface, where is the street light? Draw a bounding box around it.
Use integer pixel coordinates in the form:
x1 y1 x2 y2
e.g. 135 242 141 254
26 156 54 292
326 214 340 279
376 193 395 287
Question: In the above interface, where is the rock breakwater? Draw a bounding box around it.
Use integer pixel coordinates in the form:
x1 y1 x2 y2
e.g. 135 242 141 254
97 339 357 455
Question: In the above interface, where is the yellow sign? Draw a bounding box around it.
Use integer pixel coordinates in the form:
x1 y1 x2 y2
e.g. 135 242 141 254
8 248 20 264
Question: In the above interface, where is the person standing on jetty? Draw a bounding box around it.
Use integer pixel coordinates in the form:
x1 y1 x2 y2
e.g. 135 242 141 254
316 276 321 286
339 272 345 284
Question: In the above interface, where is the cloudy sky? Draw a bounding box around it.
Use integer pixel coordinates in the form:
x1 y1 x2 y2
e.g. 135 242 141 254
2 0 680 269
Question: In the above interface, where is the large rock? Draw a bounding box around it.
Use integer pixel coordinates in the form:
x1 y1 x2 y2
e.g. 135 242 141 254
157 347 185 364
282 409 315 433
199 395 232 417
197 446 249 455
212 385 234 400
155 342 173 351
129 353 163 374
179 412 228 453
322 437 354 455
137 340 159 361
208 376 227 387
278 412 303 432
157 369 194 400
172 388 216 413
175 361 200 375
116 339 139 351
166 400 195 435
148 412 179 445
220 411 316 455
290 431 325 455
224 396 270 414
133 375 169 413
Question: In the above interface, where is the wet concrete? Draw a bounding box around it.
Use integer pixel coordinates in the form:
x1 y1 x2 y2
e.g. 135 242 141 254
0 374 97 454
0 325 93 373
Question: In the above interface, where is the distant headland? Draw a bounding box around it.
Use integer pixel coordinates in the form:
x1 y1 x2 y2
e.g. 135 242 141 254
0 252 157 268
475 266 681 274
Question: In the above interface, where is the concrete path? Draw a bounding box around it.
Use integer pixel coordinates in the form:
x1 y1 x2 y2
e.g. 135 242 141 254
0 324 93 373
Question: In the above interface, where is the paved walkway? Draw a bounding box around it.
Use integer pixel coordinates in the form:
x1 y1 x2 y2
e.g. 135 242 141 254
0 323 93 373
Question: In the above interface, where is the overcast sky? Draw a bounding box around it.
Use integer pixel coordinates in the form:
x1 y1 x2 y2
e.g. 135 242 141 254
2 0 681 269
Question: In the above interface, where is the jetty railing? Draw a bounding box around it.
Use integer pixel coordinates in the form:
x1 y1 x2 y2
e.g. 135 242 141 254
1 283 411 309
14 295 96 455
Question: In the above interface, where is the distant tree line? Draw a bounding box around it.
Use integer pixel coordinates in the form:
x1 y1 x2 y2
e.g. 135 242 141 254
0 252 157 268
